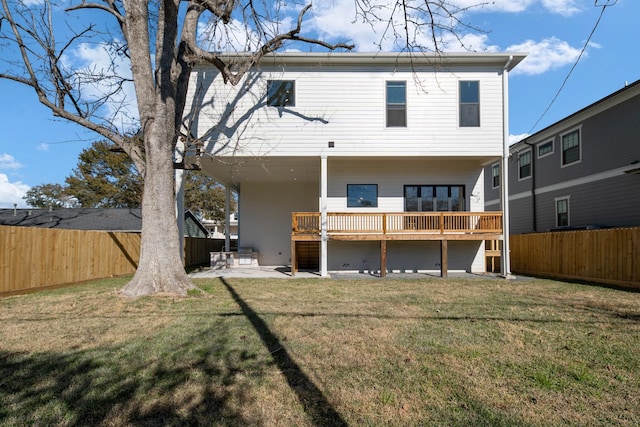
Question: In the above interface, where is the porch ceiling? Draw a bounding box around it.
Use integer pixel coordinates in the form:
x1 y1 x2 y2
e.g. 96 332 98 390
199 155 501 191
200 156 321 190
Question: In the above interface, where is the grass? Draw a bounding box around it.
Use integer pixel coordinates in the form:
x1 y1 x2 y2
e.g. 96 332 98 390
1 275 639 426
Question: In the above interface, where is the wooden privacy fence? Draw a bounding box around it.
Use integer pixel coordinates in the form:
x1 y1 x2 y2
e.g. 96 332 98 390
0 225 223 296
510 227 640 289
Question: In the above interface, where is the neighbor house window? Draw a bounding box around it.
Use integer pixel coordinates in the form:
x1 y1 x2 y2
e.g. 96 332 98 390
459 80 480 127
519 150 532 180
386 81 406 127
561 129 581 166
267 80 295 106
404 185 465 212
492 163 500 188
556 197 570 227
347 184 378 207
538 140 554 158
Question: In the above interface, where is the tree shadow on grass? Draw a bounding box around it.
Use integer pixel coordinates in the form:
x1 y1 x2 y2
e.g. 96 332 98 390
220 277 348 427
0 319 264 426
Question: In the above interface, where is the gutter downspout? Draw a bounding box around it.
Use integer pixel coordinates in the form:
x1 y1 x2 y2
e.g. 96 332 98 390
501 55 515 279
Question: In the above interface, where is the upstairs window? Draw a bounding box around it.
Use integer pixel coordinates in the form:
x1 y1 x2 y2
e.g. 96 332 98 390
386 81 407 127
459 81 480 127
561 129 581 166
519 150 532 180
267 80 295 106
538 140 554 158
492 163 500 188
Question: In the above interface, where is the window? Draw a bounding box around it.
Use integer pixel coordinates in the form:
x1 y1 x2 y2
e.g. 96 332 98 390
404 185 465 212
519 150 531 180
347 184 378 207
561 129 581 166
459 81 480 127
491 163 500 188
556 197 570 227
386 81 406 127
267 80 295 106
538 140 553 158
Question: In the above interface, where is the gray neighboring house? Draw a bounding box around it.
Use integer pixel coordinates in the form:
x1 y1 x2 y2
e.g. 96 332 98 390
485 80 640 234
0 208 210 238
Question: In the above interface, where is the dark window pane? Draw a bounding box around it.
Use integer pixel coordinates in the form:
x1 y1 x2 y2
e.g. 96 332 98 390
562 130 580 165
267 80 295 106
557 199 569 226
347 184 378 208
519 151 531 178
460 81 479 103
421 186 433 211
405 186 418 211
460 104 479 127
386 82 406 104
387 106 406 127
435 186 449 211
450 186 464 211
538 141 553 157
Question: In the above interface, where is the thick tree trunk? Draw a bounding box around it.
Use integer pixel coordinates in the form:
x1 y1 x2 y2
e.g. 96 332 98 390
120 125 195 297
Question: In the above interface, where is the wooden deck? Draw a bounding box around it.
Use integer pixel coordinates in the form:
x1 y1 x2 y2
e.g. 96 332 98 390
291 212 503 276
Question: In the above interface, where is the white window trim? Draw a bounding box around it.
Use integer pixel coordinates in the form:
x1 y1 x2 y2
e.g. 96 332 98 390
554 196 571 228
518 148 532 182
537 138 554 159
491 162 500 189
560 125 582 168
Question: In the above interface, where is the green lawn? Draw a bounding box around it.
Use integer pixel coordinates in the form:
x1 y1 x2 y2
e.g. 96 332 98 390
1 276 639 426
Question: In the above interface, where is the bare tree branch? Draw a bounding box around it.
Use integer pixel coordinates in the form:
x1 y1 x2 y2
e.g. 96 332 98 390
66 1 125 24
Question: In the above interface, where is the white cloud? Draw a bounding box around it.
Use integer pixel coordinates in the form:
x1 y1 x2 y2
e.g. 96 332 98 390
306 0 583 53
510 133 530 145
198 17 262 52
63 42 138 131
0 153 22 170
507 37 583 75
451 0 582 16
451 0 535 14
540 0 582 17
307 0 398 51
37 143 49 151
0 174 30 208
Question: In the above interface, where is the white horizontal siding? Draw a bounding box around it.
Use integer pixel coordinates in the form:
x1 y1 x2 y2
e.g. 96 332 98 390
188 64 505 158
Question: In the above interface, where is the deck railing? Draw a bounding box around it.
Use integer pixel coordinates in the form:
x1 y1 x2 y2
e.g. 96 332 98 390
292 212 502 236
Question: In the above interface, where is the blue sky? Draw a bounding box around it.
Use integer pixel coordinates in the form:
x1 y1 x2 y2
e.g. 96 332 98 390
1 0 638 207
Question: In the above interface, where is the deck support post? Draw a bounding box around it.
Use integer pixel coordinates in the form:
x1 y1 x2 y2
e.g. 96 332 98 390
320 156 328 277
380 240 387 277
440 239 448 278
225 186 231 252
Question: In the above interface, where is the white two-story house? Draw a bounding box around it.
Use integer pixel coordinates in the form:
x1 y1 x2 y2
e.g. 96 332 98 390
184 52 525 276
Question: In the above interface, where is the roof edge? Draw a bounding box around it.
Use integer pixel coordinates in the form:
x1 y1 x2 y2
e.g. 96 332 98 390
199 51 527 72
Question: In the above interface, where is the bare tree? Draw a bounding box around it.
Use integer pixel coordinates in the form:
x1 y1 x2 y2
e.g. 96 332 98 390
0 0 482 296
